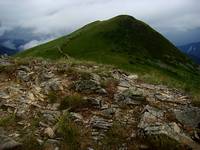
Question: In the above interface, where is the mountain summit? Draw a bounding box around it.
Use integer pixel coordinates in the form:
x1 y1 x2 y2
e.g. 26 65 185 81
18 15 189 63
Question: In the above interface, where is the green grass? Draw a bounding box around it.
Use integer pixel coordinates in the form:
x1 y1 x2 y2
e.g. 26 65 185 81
16 15 200 102
57 113 91 150
59 94 89 111
0 114 16 127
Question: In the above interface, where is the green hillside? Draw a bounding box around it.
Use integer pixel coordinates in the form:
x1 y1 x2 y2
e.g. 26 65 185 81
16 15 200 102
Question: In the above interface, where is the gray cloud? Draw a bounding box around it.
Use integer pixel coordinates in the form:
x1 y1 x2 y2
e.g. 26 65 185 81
0 0 199 46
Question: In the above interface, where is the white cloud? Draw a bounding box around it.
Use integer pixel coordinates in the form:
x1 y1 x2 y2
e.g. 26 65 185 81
20 38 54 50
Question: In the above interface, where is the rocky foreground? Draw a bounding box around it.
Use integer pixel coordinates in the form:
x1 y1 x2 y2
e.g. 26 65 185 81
0 57 200 150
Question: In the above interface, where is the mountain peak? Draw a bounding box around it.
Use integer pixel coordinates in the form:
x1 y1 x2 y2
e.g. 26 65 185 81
109 15 136 21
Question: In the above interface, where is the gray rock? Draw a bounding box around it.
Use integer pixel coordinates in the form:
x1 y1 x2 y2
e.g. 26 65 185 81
173 106 200 128
43 139 60 150
41 72 54 80
115 88 146 106
90 116 112 130
138 106 200 150
42 78 63 93
0 134 21 150
138 105 164 129
74 80 102 93
70 112 84 123
86 97 102 108
101 108 115 119
18 65 31 72
17 70 30 82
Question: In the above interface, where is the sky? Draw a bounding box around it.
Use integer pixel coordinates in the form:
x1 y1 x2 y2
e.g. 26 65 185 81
0 0 200 49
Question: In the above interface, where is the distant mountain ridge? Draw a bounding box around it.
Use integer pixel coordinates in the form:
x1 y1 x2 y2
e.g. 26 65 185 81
178 42 200 64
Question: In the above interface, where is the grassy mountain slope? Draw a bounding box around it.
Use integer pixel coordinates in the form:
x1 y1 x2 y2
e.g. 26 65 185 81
16 15 200 101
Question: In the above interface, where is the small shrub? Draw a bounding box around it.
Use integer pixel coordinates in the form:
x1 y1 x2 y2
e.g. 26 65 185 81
146 134 185 150
101 122 129 149
101 78 118 98
0 64 17 75
0 114 16 127
59 94 88 110
21 133 42 150
57 113 82 150
47 91 59 103
79 71 92 80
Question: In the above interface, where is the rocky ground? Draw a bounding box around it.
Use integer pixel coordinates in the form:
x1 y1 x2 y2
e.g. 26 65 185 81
0 57 200 150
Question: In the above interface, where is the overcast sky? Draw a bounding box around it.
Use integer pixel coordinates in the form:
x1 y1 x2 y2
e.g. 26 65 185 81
0 0 200 49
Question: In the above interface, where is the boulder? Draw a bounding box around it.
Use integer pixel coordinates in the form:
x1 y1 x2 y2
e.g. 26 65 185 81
114 87 146 106
90 116 112 130
74 80 103 93
173 106 200 128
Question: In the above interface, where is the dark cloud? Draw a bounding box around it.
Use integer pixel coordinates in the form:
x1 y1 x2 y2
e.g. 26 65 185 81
0 0 199 49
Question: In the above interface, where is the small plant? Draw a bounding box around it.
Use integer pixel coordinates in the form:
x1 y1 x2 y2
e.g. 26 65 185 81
21 132 42 150
59 94 89 110
57 113 83 150
79 71 92 80
101 78 118 98
0 114 16 127
47 91 59 103
145 134 184 150
100 121 129 149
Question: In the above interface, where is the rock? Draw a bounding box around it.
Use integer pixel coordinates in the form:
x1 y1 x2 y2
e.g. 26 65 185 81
115 88 146 106
70 112 84 122
41 71 54 80
90 116 112 130
42 78 63 93
18 65 31 72
128 74 138 80
44 127 55 138
17 70 30 82
101 108 115 119
41 110 61 124
0 134 22 150
86 97 102 108
74 80 102 93
173 106 200 128
138 106 200 150
43 139 60 150
193 130 200 143
0 91 10 99
138 105 165 129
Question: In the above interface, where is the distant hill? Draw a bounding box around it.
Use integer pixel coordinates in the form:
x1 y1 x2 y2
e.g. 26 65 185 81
178 42 200 64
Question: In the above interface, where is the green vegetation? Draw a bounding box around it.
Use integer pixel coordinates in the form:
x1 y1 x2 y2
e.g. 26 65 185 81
146 134 185 150
0 114 16 127
59 94 89 111
16 15 200 102
57 113 91 150
99 121 136 150
21 132 42 150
